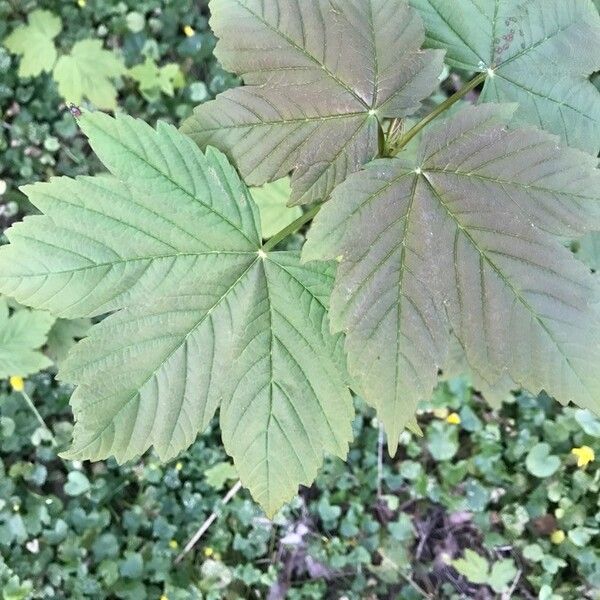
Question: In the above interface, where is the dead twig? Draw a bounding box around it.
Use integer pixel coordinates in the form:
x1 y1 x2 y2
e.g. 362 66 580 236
174 479 242 564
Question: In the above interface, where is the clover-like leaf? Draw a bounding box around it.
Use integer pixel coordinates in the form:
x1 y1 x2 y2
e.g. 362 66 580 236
3 9 62 78
0 113 352 517
250 178 302 239
410 0 600 154
53 40 126 110
181 0 444 206
305 104 600 450
0 298 54 378
525 443 560 478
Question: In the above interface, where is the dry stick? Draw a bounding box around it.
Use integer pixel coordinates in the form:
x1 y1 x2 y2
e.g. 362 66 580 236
19 390 57 447
503 568 522 600
175 479 243 564
376 422 385 497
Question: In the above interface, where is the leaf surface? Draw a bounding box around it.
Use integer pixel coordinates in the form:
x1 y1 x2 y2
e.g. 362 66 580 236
53 40 125 110
0 113 352 517
0 299 54 378
250 178 302 239
576 233 600 272
410 0 600 154
181 0 444 205
305 104 600 449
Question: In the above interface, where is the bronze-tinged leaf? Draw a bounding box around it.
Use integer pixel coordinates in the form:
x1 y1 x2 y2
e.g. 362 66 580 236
182 0 444 205
305 104 600 449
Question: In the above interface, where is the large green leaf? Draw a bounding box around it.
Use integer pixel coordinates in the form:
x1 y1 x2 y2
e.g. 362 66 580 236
0 299 54 378
304 104 600 449
576 233 600 272
410 0 600 155
181 0 444 206
53 40 126 110
3 9 61 78
0 113 352 517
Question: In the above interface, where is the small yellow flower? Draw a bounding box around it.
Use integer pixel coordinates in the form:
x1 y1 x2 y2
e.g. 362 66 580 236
446 412 461 425
169 539 179 550
183 25 195 37
550 529 566 544
175 461 183 471
203 546 214 557
77 0 86 7
10 376 24 392
572 446 595 468
433 407 449 419
160 596 168 600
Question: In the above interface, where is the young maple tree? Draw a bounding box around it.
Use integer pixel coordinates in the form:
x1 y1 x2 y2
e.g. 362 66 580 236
1 0 600 516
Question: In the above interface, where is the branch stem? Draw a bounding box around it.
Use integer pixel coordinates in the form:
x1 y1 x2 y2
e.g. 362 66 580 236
262 203 322 252
260 72 487 250
390 71 487 155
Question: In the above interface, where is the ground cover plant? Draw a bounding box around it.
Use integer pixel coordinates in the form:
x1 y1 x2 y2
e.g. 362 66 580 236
2 0 600 598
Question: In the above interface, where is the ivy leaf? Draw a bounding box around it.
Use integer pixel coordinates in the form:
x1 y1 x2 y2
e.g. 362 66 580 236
305 104 600 450
410 0 600 154
3 10 61 78
250 178 302 239
0 298 54 378
0 113 352 517
181 0 444 206
53 40 125 110
128 57 184 100
204 462 238 490
451 550 489 585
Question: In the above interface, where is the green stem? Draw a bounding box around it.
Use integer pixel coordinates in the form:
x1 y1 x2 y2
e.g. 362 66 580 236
262 203 322 252
390 71 488 155
20 390 56 446
261 72 488 251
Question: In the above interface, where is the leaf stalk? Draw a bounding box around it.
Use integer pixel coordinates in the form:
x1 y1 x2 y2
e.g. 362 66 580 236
262 203 322 252
390 71 488 155
262 71 488 250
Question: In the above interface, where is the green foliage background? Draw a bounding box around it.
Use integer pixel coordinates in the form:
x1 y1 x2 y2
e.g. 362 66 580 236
1 1 600 599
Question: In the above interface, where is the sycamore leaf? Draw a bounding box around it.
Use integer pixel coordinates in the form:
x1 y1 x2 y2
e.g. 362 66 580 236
250 178 302 239
46 318 92 363
0 112 352 517
410 0 600 155
4 9 62 78
576 233 600 272
0 298 54 378
181 0 444 206
53 40 125 110
128 57 184 99
304 104 600 450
